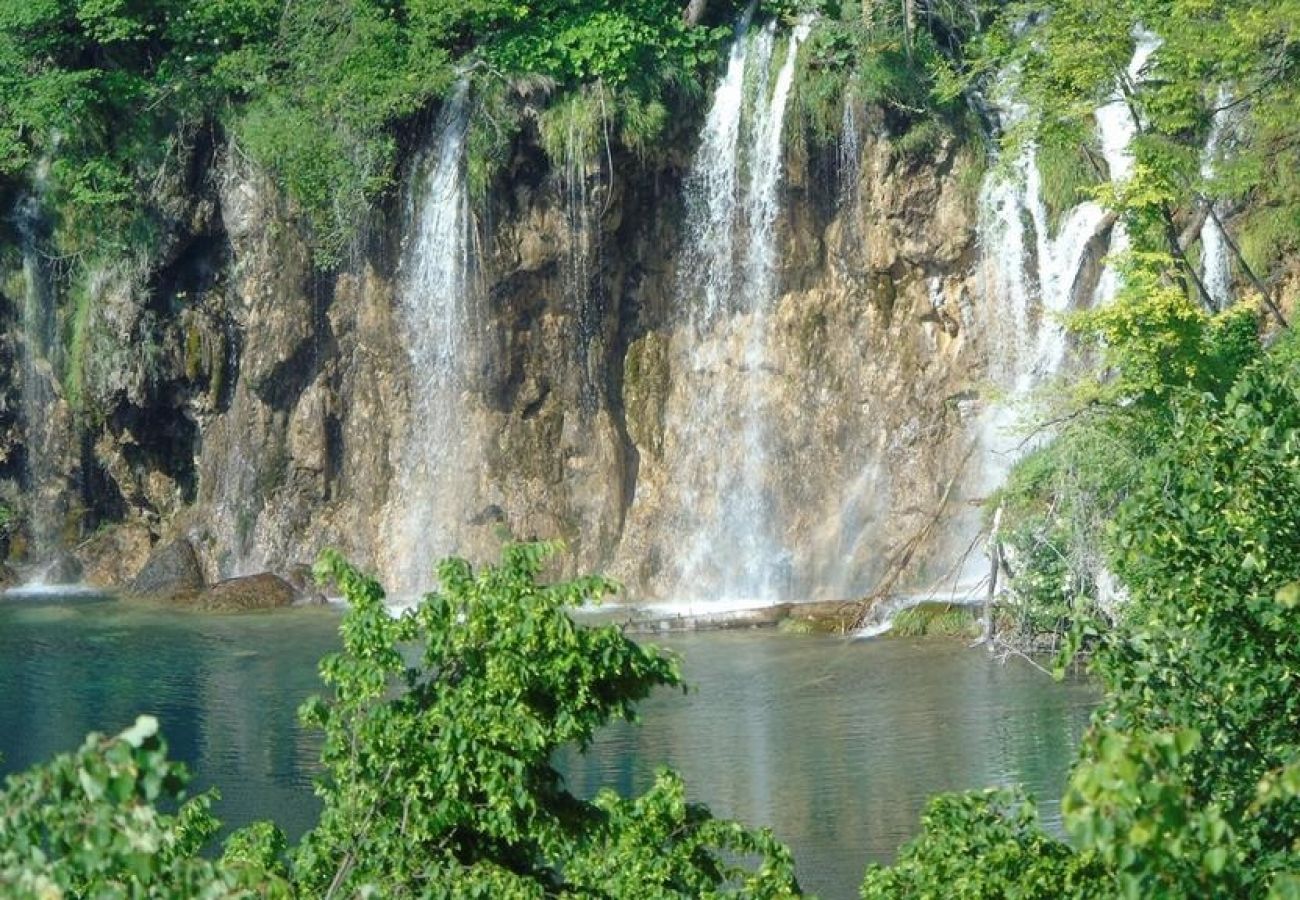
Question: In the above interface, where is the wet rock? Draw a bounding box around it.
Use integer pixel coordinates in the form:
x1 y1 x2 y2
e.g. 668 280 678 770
0 563 16 591
127 538 205 602
75 521 154 588
197 573 296 612
283 563 327 606
42 552 84 585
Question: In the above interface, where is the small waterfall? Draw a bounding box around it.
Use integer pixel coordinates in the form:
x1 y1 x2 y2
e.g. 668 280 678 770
1092 31 1161 302
382 82 478 595
677 11 760 323
661 17 811 607
1199 92 1234 310
560 118 602 409
11 193 69 576
838 100 863 209
978 33 1161 465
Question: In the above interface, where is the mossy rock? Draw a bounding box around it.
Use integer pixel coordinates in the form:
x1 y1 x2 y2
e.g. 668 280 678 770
623 331 670 458
126 538 205 603
193 573 297 612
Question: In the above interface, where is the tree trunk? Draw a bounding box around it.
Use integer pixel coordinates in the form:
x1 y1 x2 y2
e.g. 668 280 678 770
1197 197 1290 328
682 0 708 27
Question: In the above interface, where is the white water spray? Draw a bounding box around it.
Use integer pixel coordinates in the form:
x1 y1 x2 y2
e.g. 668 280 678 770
1199 91 1234 310
382 82 479 596
660 17 811 607
879 35 1164 631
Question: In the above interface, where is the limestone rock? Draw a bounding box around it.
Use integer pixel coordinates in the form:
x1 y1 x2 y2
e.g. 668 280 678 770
283 563 327 606
196 573 297 612
128 538 205 602
75 522 155 588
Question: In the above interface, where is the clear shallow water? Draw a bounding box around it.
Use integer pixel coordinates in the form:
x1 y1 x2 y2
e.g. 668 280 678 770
0 597 1094 899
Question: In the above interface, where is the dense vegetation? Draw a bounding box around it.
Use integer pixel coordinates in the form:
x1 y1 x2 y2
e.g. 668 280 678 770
3 0 1300 896
0 0 979 268
857 0 1300 896
0 0 751 264
0 543 801 897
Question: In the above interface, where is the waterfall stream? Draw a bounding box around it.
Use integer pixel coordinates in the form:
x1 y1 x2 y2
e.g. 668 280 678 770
1199 91 1234 310
12 190 67 578
661 18 810 607
901 34 1165 621
382 82 478 596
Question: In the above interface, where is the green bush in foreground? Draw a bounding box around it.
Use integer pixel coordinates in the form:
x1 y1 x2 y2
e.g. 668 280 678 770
862 315 1300 897
0 542 801 898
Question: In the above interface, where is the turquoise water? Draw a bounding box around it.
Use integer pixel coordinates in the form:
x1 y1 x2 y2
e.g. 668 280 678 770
0 595 1095 898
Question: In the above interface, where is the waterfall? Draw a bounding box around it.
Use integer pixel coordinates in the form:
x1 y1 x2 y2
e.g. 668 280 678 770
560 115 602 410
1199 91 1234 310
656 17 810 607
978 33 1161 463
838 100 862 209
382 82 478 596
11 191 68 577
1092 31 1161 302
916 33 1164 612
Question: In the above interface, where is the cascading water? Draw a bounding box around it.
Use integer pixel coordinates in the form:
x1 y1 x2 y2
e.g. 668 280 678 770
894 34 1164 625
656 17 810 608
560 115 603 410
1092 31 1161 302
976 34 1162 479
11 191 70 580
1199 92 1234 310
381 82 479 597
838 100 862 211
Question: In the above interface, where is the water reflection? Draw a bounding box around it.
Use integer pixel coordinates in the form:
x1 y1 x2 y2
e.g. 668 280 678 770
555 633 1095 899
0 601 1094 899
0 599 339 840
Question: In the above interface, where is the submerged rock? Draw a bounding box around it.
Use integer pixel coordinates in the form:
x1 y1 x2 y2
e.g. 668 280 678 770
127 538 205 602
196 573 296 612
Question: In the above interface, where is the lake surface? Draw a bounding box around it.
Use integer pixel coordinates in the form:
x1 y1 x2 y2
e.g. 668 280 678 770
0 594 1095 899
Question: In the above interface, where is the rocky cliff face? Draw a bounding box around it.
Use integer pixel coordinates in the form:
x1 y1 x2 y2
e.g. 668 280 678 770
1 97 1006 603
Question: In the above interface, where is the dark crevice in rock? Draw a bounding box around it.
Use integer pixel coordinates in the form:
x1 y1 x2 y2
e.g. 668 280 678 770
77 429 128 529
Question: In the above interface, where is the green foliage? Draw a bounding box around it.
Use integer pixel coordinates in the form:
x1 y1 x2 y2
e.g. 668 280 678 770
295 542 800 896
0 714 290 897
538 86 607 167
794 3 983 151
1237 204 1300 277
1035 137 1102 234
972 0 1300 295
1 0 750 266
0 543 802 897
861 789 1101 899
866 328 1300 895
870 154 1300 893
991 275 1263 641
890 603 978 637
